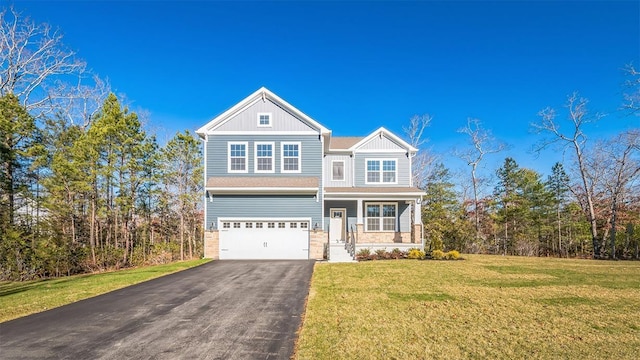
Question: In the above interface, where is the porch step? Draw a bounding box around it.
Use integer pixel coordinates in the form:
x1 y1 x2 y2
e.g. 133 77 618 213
328 243 356 263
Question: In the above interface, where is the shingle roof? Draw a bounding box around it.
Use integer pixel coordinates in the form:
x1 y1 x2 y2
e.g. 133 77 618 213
324 187 424 194
329 137 363 150
206 177 319 188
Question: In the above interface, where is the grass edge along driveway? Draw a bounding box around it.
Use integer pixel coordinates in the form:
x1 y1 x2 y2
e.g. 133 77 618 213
295 255 640 359
0 259 210 323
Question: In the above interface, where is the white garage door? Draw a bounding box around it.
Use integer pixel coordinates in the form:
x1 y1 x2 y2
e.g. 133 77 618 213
218 219 310 260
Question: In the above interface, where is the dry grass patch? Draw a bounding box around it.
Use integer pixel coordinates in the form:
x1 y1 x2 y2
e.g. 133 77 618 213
295 255 640 359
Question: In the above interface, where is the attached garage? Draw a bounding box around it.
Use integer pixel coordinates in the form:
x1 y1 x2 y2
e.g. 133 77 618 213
218 218 310 260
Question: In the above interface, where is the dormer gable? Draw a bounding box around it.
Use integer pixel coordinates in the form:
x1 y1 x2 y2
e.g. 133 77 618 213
196 87 331 137
344 127 417 153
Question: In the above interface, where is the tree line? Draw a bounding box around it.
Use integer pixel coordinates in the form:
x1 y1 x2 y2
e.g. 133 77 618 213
417 79 640 260
0 8 203 280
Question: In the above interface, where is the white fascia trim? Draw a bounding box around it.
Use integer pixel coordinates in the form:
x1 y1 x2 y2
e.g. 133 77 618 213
206 187 318 194
354 149 408 153
201 136 207 230
213 131 319 135
196 89 265 136
349 127 418 152
320 134 325 231
324 192 426 199
281 141 302 173
261 88 331 134
198 87 331 136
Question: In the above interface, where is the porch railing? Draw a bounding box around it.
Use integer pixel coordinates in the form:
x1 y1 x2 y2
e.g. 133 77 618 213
346 224 357 258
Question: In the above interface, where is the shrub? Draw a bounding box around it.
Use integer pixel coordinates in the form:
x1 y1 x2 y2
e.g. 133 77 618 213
356 248 371 261
375 249 389 260
407 248 425 259
431 249 445 260
389 248 404 259
445 250 461 260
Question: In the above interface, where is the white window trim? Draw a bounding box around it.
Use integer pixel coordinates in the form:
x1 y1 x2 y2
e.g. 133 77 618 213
254 142 275 173
257 112 272 127
331 160 345 181
281 142 302 173
227 142 248 173
365 158 398 184
365 202 397 232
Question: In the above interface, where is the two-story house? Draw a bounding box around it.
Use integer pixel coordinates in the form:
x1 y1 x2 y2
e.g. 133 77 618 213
196 87 424 260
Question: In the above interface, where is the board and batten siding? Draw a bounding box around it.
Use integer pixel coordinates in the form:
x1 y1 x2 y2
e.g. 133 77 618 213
214 99 316 132
206 195 321 231
206 134 322 178
359 134 406 151
353 152 411 187
324 154 353 187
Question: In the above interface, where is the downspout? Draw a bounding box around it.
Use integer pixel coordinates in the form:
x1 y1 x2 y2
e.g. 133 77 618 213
202 135 208 231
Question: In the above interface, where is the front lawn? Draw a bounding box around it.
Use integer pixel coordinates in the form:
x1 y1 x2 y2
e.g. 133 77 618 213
295 255 640 359
0 259 210 323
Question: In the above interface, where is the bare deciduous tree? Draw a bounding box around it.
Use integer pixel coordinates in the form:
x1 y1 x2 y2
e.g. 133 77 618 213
457 118 505 238
598 130 640 258
533 93 604 257
622 64 640 116
403 114 437 189
0 7 86 112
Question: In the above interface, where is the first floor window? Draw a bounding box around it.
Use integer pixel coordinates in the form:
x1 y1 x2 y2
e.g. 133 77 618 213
365 203 396 231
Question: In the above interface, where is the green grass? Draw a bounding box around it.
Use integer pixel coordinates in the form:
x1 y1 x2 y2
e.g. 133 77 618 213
0 259 210 323
295 255 640 359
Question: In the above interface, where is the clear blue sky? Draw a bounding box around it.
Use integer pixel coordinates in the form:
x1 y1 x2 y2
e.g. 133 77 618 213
12 0 640 179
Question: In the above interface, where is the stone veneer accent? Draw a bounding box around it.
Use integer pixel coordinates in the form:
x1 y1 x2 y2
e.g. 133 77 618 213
309 230 328 260
355 224 423 244
203 230 219 259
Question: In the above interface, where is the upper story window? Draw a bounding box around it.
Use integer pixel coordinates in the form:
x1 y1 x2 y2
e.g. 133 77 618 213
257 112 272 127
255 142 274 173
282 142 301 173
366 159 397 184
332 160 345 181
228 142 248 173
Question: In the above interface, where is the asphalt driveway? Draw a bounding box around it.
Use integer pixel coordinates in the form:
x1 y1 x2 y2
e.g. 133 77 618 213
0 260 315 360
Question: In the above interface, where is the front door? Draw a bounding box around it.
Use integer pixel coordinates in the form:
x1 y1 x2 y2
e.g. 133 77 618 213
329 209 346 243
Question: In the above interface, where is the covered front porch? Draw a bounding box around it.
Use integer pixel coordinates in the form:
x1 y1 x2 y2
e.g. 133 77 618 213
324 187 425 259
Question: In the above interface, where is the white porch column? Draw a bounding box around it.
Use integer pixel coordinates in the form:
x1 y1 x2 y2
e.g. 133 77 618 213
414 199 422 224
356 199 363 224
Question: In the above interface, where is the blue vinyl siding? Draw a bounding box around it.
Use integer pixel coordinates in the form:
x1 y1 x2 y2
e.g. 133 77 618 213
324 201 358 233
206 134 322 178
398 202 410 231
354 153 410 187
206 195 322 230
